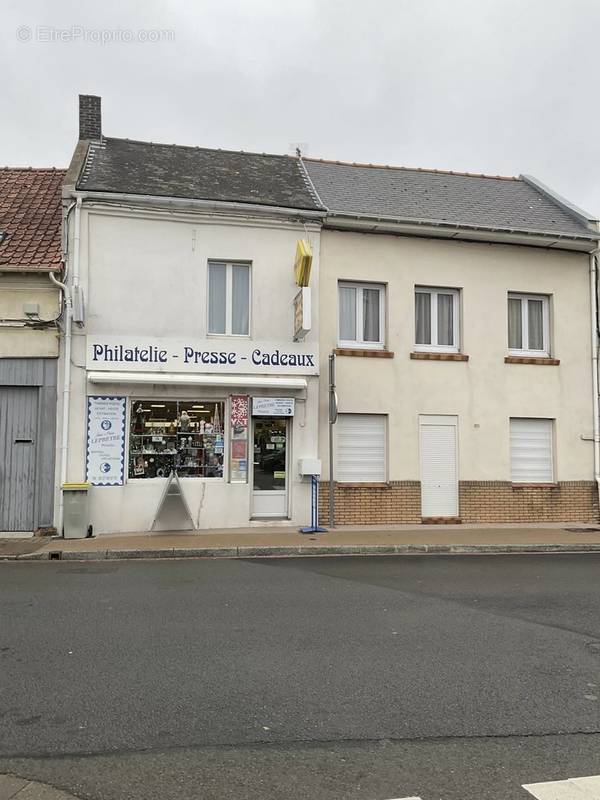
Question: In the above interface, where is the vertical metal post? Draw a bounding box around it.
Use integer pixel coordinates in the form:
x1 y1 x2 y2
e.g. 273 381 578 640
328 353 337 528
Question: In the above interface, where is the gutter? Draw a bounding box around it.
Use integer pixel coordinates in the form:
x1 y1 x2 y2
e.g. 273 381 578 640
324 210 600 246
67 190 326 222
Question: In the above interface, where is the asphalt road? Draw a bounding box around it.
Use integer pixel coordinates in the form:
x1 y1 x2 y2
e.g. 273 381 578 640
1 554 600 799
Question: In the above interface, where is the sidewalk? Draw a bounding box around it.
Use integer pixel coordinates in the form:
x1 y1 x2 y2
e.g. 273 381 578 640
3 522 600 561
0 773 79 799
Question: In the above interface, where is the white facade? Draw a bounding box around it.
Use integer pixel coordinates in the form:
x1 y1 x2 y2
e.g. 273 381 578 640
57 202 321 533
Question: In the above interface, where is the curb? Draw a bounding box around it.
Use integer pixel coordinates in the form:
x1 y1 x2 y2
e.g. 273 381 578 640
4 542 600 561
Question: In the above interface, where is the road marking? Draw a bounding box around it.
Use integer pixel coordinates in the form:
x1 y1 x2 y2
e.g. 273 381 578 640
523 775 600 799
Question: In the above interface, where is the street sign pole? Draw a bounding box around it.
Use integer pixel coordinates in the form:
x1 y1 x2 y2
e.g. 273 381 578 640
328 353 337 528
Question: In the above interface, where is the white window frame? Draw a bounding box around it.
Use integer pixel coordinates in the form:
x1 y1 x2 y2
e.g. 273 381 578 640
338 281 385 350
414 286 460 353
508 292 550 357
207 261 252 337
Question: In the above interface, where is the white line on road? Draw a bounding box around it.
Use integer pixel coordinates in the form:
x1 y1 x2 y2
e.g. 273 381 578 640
523 775 600 799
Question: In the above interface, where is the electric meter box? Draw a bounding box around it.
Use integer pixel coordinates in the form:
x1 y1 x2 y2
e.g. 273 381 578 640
298 458 321 477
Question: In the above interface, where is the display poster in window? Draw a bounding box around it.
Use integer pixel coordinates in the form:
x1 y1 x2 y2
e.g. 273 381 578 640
230 395 249 482
86 396 126 486
252 397 295 417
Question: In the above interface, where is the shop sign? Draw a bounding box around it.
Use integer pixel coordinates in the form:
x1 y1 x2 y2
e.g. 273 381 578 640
86 396 126 486
293 287 311 341
87 337 319 376
252 397 295 417
294 239 313 287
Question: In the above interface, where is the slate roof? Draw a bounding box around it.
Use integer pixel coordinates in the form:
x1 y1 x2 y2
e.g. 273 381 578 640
0 168 65 270
76 138 323 211
303 159 596 238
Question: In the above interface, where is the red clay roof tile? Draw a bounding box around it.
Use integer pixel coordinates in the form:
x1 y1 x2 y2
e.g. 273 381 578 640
0 168 65 270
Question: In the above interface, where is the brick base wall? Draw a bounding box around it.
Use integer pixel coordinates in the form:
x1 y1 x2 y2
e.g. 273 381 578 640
318 481 599 525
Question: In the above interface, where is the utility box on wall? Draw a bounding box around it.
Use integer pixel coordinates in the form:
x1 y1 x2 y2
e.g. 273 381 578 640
299 458 321 476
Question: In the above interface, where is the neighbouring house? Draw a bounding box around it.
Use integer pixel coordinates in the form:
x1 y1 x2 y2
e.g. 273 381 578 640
57 95 324 535
300 157 600 524
0 167 65 533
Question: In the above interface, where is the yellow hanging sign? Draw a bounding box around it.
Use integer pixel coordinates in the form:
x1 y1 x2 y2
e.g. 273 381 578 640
294 239 313 287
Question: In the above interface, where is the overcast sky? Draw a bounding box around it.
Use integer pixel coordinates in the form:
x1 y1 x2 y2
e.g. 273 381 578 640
3 0 599 216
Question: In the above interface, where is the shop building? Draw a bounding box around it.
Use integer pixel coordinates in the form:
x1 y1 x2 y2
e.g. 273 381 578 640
301 158 600 524
0 168 64 533
57 96 324 534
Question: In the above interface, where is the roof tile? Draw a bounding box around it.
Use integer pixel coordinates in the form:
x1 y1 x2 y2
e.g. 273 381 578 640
0 168 65 269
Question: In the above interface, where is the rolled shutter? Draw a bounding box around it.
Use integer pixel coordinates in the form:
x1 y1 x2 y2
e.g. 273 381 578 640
510 418 553 482
336 414 386 482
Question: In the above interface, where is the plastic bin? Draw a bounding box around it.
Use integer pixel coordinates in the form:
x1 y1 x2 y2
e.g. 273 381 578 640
62 483 91 539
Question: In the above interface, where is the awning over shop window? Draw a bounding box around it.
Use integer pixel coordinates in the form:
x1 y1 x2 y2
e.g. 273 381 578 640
87 371 308 390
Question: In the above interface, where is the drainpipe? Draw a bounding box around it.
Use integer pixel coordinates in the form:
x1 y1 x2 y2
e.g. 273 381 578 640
50 196 81 535
49 271 71 537
590 248 600 506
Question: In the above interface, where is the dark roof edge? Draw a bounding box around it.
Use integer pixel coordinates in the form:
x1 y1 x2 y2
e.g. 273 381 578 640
304 156 520 182
520 174 599 232
63 140 90 195
65 188 326 221
103 135 299 162
325 210 600 246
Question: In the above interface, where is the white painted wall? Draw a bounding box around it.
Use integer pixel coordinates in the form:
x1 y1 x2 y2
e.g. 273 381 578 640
57 204 321 534
318 230 593 482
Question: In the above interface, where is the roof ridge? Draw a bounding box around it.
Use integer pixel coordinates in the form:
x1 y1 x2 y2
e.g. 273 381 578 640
0 167 66 173
303 156 519 182
105 136 295 162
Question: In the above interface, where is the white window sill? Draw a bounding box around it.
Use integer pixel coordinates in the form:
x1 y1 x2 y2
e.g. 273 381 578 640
508 349 550 358
414 345 460 354
337 341 385 351
207 333 251 340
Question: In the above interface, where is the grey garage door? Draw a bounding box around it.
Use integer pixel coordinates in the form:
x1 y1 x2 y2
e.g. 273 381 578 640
0 386 38 531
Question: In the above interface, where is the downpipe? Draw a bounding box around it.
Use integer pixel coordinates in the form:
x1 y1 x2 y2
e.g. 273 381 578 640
590 249 600 505
50 197 81 536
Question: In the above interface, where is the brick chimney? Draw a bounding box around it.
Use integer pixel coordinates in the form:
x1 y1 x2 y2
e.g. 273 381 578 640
79 94 102 140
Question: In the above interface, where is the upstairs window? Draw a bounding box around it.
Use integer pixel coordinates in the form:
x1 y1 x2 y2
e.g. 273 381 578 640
508 293 549 355
415 287 460 352
208 261 250 336
338 282 385 349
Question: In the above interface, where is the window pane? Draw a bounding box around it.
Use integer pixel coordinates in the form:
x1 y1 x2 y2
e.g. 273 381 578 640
508 298 522 349
129 400 225 479
231 265 250 335
208 263 226 334
363 288 380 342
339 286 357 341
415 292 431 344
437 294 454 346
528 299 544 350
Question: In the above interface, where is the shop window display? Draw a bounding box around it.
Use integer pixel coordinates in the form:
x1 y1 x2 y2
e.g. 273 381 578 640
128 400 224 479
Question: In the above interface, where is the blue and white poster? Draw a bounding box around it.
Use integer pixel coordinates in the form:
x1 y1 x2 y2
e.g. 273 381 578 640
86 396 126 486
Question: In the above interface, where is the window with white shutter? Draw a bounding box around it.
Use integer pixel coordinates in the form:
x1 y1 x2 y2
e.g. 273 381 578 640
335 414 386 482
510 418 554 483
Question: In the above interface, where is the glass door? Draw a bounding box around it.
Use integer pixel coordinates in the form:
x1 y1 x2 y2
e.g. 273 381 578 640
251 417 288 517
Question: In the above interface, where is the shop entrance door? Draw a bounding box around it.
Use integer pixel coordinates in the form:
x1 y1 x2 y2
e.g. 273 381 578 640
251 417 288 518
